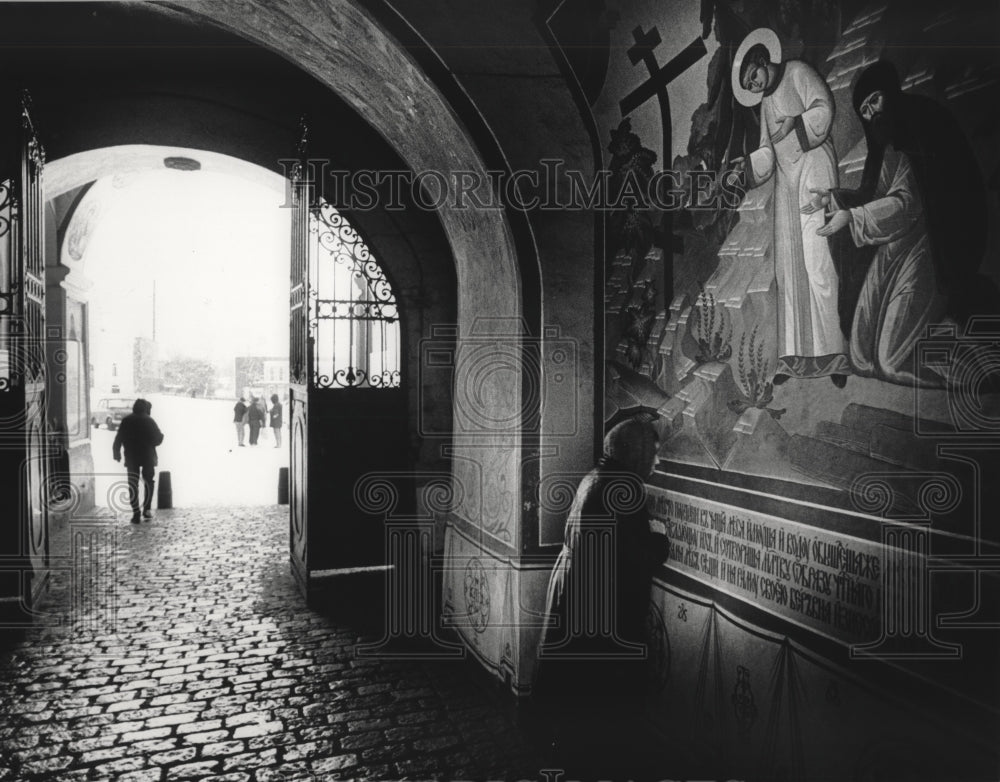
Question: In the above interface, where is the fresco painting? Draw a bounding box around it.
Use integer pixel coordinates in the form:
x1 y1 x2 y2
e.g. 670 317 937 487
601 0 1000 505
591 5 1000 769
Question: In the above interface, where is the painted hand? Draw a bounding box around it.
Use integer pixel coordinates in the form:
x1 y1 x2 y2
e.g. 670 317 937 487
770 116 795 144
817 209 850 236
801 188 831 215
724 159 746 188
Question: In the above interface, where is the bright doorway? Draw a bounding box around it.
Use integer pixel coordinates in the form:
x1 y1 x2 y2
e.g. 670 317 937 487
70 163 291 508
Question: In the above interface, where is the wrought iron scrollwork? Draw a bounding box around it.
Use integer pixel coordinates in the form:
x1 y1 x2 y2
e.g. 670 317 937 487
310 203 397 312
312 368 402 390
308 199 401 390
288 114 311 386
314 299 399 321
290 115 308 196
1 91 46 393
0 182 11 238
22 90 45 176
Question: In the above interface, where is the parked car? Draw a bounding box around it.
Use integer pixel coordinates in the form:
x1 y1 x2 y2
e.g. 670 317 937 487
91 397 136 431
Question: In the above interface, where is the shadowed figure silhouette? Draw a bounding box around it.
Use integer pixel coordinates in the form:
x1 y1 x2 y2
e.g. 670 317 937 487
113 398 164 523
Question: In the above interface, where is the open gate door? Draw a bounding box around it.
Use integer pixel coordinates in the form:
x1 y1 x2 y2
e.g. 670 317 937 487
288 125 410 600
0 90 49 618
288 127 311 596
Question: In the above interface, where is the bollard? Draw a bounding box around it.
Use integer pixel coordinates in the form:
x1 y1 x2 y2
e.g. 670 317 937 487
278 467 289 505
157 471 173 510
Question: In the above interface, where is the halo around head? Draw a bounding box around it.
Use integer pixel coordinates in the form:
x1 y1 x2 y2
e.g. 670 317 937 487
732 28 783 107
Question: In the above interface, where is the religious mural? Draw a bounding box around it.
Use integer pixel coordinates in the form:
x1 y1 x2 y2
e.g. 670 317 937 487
587 2 1000 773
599 0 1000 502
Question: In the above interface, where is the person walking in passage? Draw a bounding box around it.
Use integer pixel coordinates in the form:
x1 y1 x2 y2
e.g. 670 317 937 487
113 398 164 524
269 394 283 448
247 395 266 446
233 397 248 447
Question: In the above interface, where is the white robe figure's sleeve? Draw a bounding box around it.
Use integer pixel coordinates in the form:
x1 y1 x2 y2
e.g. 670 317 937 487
747 100 775 188
790 61 835 151
849 151 923 246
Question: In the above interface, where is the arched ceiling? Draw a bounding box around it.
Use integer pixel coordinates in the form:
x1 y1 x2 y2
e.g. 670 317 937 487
153 0 523 315
46 145 286 200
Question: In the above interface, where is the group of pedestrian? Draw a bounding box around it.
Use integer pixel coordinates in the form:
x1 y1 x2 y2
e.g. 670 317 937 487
233 394 283 447
110 393 286 525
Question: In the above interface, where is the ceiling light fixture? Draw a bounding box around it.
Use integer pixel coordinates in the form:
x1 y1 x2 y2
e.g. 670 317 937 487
163 156 201 171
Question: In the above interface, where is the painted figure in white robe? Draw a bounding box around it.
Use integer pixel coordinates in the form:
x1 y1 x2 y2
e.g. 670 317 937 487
815 87 947 387
734 30 849 386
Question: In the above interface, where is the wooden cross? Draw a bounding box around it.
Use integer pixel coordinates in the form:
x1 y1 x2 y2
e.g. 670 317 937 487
620 28 707 307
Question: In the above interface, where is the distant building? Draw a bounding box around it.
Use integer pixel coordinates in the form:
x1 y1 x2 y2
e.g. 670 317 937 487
91 335 135 396
133 337 161 393
235 356 288 399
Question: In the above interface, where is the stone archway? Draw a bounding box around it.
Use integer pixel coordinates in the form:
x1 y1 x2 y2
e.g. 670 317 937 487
45 140 458 513
45 146 291 509
149 0 537 547
27 0 536 555
10 0 573 693
141 0 579 693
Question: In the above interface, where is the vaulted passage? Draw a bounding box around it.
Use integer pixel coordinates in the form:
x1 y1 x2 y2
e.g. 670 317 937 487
1 2 999 781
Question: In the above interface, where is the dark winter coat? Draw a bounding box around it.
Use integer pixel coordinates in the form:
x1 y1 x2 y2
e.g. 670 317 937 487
248 399 267 424
535 420 668 698
113 408 164 468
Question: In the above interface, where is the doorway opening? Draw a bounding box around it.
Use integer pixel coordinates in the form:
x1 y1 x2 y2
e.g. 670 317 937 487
2 0 470 615
50 145 407 525
64 162 291 508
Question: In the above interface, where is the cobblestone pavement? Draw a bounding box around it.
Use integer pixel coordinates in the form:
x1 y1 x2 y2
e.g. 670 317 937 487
0 506 554 782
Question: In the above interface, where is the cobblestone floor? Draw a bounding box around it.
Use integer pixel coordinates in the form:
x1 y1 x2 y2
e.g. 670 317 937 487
0 506 557 782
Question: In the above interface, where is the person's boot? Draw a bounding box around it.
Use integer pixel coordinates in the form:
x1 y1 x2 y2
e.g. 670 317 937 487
131 512 141 524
